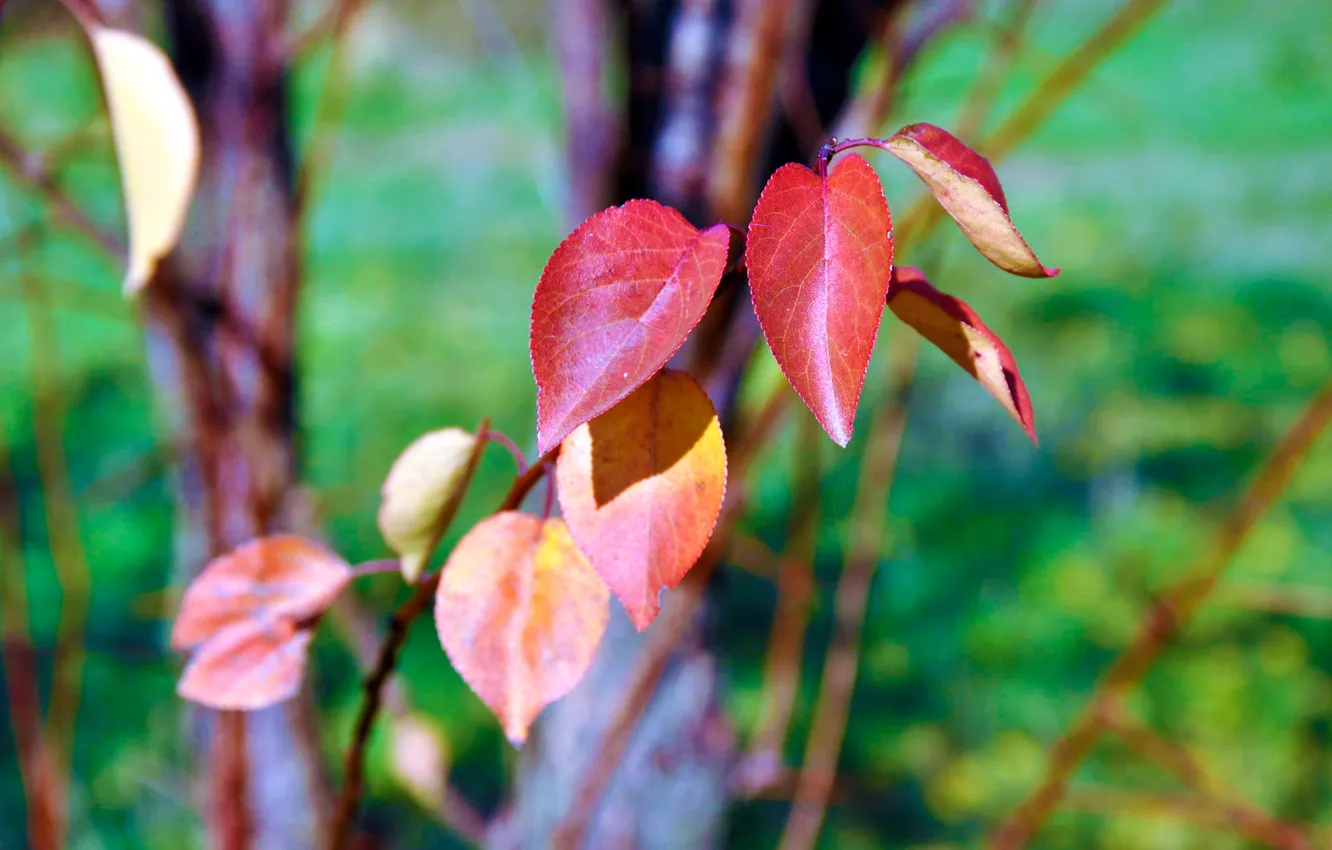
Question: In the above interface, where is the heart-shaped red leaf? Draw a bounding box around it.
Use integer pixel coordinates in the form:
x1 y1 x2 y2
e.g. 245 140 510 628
556 369 726 630
887 266 1037 442
530 200 732 454
177 619 314 711
885 123 1058 279
747 154 894 445
171 535 351 652
435 513 609 745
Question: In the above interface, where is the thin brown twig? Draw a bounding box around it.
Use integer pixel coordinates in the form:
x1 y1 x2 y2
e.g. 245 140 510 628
293 0 370 219
0 423 65 850
0 125 122 259
1064 784 1313 850
736 413 823 795
708 0 797 222
11 219 93 819
331 419 548 849
988 379 1332 849
777 332 921 850
953 0 1041 141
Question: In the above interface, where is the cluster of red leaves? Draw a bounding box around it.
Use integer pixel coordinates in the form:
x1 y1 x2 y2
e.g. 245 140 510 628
171 123 1056 746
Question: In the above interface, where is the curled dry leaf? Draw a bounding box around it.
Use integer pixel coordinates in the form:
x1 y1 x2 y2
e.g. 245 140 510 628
746 153 894 445
885 123 1057 279
87 26 200 294
530 199 732 454
435 513 609 745
888 266 1037 442
171 535 351 652
378 427 481 583
556 369 726 630
176 619 313 711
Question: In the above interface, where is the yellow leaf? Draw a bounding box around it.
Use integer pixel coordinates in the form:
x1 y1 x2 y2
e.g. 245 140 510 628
88 26 200 294
389 714 451 811
378 428 480 583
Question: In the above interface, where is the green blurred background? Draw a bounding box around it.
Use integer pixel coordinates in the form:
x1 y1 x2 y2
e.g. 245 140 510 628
1 0 1331 847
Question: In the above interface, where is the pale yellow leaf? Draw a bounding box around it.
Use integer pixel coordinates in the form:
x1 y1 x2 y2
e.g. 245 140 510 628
378 428 479 582
89 26 200 294
389 714 450 811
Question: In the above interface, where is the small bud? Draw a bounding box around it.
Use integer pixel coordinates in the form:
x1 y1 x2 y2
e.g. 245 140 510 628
378 428 478 582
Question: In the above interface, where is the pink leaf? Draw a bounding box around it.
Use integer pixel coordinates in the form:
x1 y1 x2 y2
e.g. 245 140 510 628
887 266 1037 442
171 536 351 652
530 200 732 454
885 123 1058 279
746 154 894 446
177 619 314 711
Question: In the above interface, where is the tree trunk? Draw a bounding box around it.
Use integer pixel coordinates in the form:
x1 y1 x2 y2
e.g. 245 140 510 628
142 1 326 846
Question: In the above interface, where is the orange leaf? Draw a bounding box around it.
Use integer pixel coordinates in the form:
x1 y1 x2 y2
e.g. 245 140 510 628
171 535 351 651
885 123 1057 279
176 619 314 711
556 369 726 630
887 266 1037 442
435 513 609 745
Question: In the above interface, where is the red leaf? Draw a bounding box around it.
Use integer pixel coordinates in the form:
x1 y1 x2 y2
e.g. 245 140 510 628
435 513 609 745
885 123 1058 279
887 266 1037 442
171 535 351 652
556 369 726 630
746 154 894 446
177 619 314 711
530 200 732 454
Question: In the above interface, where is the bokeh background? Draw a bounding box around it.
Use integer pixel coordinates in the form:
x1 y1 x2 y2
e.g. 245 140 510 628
1 0 1331 847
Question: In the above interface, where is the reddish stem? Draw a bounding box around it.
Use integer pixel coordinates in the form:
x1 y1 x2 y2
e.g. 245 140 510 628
485 431 529 475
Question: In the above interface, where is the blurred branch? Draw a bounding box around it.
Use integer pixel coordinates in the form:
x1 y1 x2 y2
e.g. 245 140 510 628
0 427 65 850
830 8 906 142
777 332 920 850
988 378 1332 849
11 219 93 823
0 125 123 259
1217 580 1332 620
549 0 614 224
832 0 975 141
735 413 822 796
1100 701 1225 796
293 0 371 218
1064 784 1313 850
953 0 1040 141
708 0 797 223
896 0 1173 251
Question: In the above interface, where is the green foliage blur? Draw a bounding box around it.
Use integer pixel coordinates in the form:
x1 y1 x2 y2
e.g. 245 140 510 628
1 1 1330 847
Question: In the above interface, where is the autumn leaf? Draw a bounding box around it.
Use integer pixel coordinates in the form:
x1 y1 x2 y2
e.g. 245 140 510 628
887 266 1037 442
435 513 609 745
171 536 351 652
884 123 1057 279
177 619 313 711
87 25 200 294
556 369 726 630
747 153 894 446
378 427 484 583
530 200 732 454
